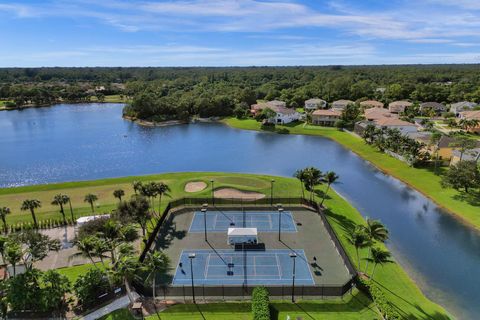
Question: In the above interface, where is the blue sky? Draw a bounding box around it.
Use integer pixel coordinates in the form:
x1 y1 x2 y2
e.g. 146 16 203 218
1 0 480 66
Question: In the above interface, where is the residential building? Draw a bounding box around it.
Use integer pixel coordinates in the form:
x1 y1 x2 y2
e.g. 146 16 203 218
360 100 384 109
331 99 354 111
436 136 460 161
388 101 413 113
450 101 477 115
250 101 300 124
419 102 447 115
311 109 341 126
374 117 418 134
304 98 327 110
458 110 480 132
364 107 395 121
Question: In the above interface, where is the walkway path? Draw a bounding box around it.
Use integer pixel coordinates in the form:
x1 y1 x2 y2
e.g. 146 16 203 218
79 292 139 320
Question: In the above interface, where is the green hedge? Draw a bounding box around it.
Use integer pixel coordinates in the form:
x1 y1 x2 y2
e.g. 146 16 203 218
252 286 270 320
357 278 401 319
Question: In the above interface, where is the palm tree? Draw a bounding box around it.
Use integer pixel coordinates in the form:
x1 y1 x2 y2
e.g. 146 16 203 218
92 238 109 267
113 189 125 202
0 207 11 232
144 251 170 300
302 167 323 201
51 194 70 224
320 171 339 206
74 236 100 268
365 247 392 279
112 254 142 302
363 219 389 273
5 241 22 276
132 181 143 195
346 227 370 270
21 199 41 228
65 195 74 222
294 169 306 199
84 193 98 212
154 182 170 213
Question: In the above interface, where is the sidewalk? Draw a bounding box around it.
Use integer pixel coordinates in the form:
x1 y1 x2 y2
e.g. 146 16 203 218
79 292 139 320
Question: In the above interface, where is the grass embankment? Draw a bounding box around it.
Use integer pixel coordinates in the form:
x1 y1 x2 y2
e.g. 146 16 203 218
224 117 480 230
19 172 449 319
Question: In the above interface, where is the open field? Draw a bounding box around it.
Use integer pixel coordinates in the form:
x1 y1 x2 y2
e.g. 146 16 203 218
89 94 131 103
224 117 480 230
22 172 450 318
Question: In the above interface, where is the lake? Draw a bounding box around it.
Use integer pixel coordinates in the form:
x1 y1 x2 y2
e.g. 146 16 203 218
1 103 479 319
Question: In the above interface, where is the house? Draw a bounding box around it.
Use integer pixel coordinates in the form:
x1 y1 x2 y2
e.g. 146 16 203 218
458 110 480 132
405 131 433 145
450 101 477 115
435 136 460 161
374 117 418 134
251 101 300 124
331 99 354 111
354 120 373 136
304 98 327 110
311 109 341 126
388 101 413 114
360 100 384 109
419 102 447 115
364 107 395 121
250 100 287 116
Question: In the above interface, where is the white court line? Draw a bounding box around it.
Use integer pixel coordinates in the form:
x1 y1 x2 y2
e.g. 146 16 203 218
275 253 282 278
204 253 211 279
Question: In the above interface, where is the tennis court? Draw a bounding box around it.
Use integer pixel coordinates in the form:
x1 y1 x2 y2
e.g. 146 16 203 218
172 249 314 286
189 210 297 233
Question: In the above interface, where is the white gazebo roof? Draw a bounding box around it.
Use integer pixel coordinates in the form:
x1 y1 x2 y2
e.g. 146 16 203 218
227 227 258 237
76 214 110 226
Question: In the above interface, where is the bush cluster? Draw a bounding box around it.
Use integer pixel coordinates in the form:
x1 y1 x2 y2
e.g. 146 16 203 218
357 278 401 319
251 286 270 320
1 218 76 234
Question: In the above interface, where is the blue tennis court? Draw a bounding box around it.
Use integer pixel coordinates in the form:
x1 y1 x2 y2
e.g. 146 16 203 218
172 249 314 286
189 210 297 233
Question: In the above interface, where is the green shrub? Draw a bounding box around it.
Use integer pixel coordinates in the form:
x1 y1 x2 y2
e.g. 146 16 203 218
252 286 270 320
276 128 289 134
357 278 401 319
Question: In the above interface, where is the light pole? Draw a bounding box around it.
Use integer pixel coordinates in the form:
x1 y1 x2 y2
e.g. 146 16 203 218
278 205 283 242
202 203 208 242
289 252 297 303
270 179 275 206
188 253 196 303
210 180 215 206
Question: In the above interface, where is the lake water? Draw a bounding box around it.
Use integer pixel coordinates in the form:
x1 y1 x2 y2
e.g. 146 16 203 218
1 103 479 319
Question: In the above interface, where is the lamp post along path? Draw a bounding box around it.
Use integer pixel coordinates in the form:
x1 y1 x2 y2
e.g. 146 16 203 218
188 253 196 303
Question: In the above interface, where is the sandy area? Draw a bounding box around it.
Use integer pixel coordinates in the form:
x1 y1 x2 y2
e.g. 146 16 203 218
184 181 207 192
214 187 265 200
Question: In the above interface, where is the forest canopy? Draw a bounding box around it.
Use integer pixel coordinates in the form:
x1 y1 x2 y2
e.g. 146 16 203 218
2 65 480 120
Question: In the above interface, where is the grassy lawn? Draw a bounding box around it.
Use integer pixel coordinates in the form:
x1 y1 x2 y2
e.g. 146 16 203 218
102 291 376 320
224 117 480 230
56 263 107 283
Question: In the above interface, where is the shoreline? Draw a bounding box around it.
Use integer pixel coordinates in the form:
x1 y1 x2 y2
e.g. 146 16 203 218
0 100 128 111
222 118 480 232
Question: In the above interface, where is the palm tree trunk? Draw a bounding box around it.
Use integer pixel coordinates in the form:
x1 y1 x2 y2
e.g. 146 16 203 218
69 200 74 222
125 278 134 303
90 202 94 212
355 248 360 269
30 208 38 228
320 184 331 206
364 249 371 274
2 217 7 233
13 263 16 276
152 276 156 301
371 264 377 279
60 203 66 224
158 194 162 214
